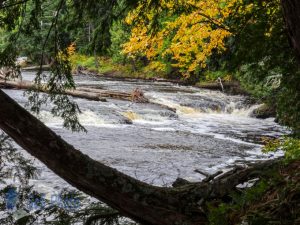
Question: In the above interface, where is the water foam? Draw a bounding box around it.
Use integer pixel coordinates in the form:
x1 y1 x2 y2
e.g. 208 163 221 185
36 110 118 127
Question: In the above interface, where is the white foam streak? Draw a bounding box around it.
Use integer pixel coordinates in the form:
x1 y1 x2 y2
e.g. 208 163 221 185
36 110 122 128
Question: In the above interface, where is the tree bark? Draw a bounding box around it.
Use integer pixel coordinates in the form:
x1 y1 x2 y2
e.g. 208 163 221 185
0 89 280 225
281 0 300 62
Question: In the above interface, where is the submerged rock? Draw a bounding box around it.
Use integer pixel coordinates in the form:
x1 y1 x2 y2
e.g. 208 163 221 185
159 110 178 119
182 99 226 112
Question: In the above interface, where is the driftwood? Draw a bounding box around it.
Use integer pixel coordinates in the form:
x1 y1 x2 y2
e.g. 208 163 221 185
131 88 148 103
0 79 150 103
0 78 177 112
196 81 240 90
74 67 98 76
77 87 132 101
22 65 51 71
0 79 107 102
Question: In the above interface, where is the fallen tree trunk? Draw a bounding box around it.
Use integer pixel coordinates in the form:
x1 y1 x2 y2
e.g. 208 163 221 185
76 87 176 111
196 81 238 90
0 79 107 102
0 78 177 111
0 89 282 225
76 87 133 101
22 65 51 71
0 79 144 102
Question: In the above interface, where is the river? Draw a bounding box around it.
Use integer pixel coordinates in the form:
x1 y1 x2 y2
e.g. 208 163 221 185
2 71 286 194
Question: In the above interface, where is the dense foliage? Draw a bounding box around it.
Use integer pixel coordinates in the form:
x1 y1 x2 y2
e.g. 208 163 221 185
122 0 299 135
0 0 300 224
123 0 234 77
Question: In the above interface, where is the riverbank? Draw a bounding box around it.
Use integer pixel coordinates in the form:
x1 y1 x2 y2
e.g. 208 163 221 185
21 64 246 95
20 54 248 95
20 56 275 119
67 56 278 118
68 55 247 94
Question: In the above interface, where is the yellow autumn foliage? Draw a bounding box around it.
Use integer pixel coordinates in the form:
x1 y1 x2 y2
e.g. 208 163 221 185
57 42 76 62
123 0 239 77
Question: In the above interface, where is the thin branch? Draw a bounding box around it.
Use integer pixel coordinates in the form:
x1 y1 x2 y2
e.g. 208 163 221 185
193 11 232 33
38 0 65 77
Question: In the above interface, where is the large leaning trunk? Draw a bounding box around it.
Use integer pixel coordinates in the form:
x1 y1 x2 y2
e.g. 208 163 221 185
281 0 300 62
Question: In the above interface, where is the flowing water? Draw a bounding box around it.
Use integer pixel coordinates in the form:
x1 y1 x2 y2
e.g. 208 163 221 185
2 71 287 193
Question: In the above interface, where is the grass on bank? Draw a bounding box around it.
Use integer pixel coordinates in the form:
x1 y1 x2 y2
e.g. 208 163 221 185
69 54 167 80
69 53 236 83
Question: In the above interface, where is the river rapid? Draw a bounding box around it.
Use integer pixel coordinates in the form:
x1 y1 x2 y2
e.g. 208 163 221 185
2 71 286 194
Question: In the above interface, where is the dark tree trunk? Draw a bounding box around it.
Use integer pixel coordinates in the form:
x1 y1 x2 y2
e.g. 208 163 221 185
281 0 300 62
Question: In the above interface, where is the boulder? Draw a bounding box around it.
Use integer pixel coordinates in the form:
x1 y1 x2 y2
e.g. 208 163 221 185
251 103 276 119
